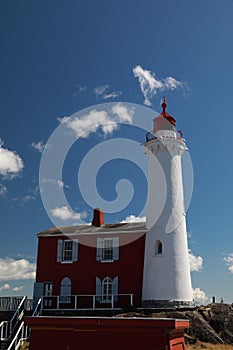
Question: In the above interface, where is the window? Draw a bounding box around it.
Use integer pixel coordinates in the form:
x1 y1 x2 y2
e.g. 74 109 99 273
63 240 73 261
57 239 78 263
44 283 53 296
155 240 163 255
43 282 53 308
60 277 72 303
96 276 118 303
102 277 112 303
96 237 119 262
103 239 113 260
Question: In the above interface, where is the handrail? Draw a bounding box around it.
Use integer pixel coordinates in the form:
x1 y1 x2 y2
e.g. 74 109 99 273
0 320 9 340
32 298 42 316
41 293 134 311
43 293 133 297
9 296 27 334
0 297 24 311
146 129 183 142
7 321 29 350
0 296 27 340
5 299 42 349
24 298 33 311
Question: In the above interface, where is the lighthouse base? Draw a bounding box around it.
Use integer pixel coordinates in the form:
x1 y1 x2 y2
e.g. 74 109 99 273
142 299 194 309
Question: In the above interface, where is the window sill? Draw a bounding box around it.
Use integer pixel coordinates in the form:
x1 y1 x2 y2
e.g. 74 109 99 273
100 260 114 263
60 261 74 264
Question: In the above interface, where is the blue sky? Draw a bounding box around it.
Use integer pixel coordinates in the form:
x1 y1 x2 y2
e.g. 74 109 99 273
0 0 233 303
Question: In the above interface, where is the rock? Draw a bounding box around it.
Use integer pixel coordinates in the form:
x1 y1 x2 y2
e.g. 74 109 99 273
116 303 233 345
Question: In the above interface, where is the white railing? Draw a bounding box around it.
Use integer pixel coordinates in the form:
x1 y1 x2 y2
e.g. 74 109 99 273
24 298 33 311
146 129 183 142
7 321 30 350
155 129 177 139
6 298 42 350
0 320 8 340
41 294 134 311
0 297 25 311
32 298 42 316
0 296 27 340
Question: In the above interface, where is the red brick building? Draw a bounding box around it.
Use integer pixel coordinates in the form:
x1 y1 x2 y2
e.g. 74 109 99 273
33 209 147 311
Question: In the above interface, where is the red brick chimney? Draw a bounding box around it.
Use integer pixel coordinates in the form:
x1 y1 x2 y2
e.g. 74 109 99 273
92 208 104 227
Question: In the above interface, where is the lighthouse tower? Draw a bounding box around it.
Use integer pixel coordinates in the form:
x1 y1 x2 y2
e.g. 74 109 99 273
142 98 193 308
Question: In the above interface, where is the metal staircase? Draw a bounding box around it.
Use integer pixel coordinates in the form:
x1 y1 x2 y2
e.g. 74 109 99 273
5 298 41 350
0 296 35 350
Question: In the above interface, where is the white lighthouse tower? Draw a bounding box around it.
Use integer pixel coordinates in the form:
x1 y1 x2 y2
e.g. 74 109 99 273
142 98 193 308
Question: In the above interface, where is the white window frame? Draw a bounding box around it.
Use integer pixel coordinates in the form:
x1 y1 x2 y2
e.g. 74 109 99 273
103 238 113 261
96 237 119 262
102 277 112 303
96 276 118 303
63 240 73 262
43 282 53 307
57 239 79 263
60 277 72 304
44 282 53 296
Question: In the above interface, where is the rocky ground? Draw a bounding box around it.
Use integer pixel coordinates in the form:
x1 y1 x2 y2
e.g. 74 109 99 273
116 303 233 346
186 343 233 349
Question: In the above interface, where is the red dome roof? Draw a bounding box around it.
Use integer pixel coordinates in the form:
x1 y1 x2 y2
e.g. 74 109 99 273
159 97 176 126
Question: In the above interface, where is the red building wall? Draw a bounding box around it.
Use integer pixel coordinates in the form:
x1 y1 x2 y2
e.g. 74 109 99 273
36 232 145 307
25 316 189 350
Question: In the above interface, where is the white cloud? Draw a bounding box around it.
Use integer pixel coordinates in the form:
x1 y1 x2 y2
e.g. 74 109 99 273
12 285 24 292
73 84 87 97
0 284 10 292
12 195 34 205
0 185 7 197
193 287 208 304
53 180 65 188
94 85 109 97
94 85 122 100
59 109 118 138
0 140 24 177
0 258 36 281
133 65 187 106
21 195 35 203
111 103 134 123
188 250 203 272
51 206 85 221
59 105 134 139
133 65 163 106
29 185 39 196
16 253 35 260
121 215 146 223
31 140 45 153
163 76 184 90
223 253 233 273
42 178 69 189
102 91 122 100
12 185 39 205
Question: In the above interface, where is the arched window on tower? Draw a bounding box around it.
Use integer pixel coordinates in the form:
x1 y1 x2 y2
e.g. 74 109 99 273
60 277 72 303
155 240 163 255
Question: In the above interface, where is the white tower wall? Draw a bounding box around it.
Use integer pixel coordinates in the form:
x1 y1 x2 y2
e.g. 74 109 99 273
142 135 193 307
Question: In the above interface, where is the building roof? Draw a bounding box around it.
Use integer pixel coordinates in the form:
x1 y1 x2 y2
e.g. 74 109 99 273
159 97 176 126
37 222 147 237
